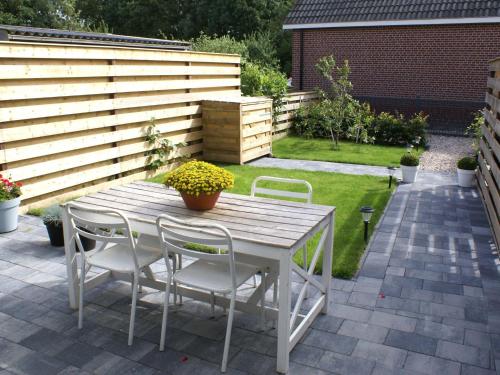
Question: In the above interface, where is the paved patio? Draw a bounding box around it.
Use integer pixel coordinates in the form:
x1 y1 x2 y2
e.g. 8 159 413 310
0 171 498 375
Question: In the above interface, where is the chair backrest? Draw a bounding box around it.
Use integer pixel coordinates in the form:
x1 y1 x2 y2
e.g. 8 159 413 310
65 202 139 269
156 214 236 288
251 176 313 203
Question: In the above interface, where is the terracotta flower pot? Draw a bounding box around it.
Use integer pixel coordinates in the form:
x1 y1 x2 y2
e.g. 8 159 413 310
180 191 221 210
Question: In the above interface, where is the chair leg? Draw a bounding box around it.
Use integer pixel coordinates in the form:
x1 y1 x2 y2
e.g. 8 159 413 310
303 246 308 299
221 293 236 373
159 275 171 351
78 261 85 329
178 255 183 305
273 278 278 328
260 274 266 330
210 291 215 318
252 274 257 287
172 256 177 305
128 273 139 346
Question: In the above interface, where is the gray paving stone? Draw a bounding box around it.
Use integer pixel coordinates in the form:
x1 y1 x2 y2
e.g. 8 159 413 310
317 351 376 375
353 277 383 294
375 295 420 313
464 285 484 297
384 329 437 355
228 349 276 375
352 340 407 368
380 282 402 298
0 316 42 343
415 320 464 344
288 362 330 375
400 287 443 303
9 351 67 375
289 344 324 368
337 320 388 343
303 329 358 355
406 269 444 282
436 340 490 368
404 351 461 375
461 364 496 375
423 280 464 295
465 329 491 349
311 314 343 333
348 291 378 308
330 304 372 323
384 275 424 290
386 266 405 276
369 310 417 332
371 363 427 375
419 301 465 319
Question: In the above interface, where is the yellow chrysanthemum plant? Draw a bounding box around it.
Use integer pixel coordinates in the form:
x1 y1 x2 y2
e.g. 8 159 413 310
164 161 234 210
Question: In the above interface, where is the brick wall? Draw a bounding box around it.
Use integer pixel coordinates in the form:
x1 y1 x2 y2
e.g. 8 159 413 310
291 23 500 130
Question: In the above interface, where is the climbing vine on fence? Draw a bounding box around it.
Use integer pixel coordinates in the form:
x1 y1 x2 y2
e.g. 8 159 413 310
145 118 186 171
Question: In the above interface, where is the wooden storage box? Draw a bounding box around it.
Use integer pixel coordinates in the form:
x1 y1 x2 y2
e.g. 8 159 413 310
202 97 273 164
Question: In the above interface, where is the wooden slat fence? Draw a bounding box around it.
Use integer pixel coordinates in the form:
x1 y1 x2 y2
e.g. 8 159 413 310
480 59 500 248
0 42 240 211
273 91 318 140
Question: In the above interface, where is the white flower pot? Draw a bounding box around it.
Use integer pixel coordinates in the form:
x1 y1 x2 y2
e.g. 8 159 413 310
0 197 20 233
457 168 476 188
401 165 418 183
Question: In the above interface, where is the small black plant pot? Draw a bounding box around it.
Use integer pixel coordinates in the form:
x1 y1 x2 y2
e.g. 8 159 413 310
45 222 64 247
44 222 96 251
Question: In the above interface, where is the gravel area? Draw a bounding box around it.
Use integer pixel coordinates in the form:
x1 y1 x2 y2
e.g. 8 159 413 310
420 135 474 173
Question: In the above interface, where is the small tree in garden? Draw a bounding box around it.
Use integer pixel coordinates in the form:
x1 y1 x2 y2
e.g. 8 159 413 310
315 55 355 149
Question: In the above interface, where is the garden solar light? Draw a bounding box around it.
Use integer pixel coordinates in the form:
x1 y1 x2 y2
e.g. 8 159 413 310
360 206 374 243
415 136 422 151
387 166 397 188
406 144 414 153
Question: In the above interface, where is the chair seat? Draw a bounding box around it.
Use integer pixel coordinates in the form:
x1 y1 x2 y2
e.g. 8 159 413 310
174 259 259 293
87 243 162 273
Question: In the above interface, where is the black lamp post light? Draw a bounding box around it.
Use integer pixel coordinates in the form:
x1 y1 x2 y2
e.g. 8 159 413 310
387 166 396 189
360 206 374 243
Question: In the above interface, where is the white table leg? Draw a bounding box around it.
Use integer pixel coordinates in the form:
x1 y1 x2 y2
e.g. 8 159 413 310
61 206 79 309
276 252 291 374
322 212 335 314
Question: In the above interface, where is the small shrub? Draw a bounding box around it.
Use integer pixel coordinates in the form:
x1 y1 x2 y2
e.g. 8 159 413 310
191 33 249 62
369 112 428 146
465 111 484 154
41 204 63 225
400 153 420 167
457 156 477 170
369 112 405 145
405 112 429 146
241 62 287 123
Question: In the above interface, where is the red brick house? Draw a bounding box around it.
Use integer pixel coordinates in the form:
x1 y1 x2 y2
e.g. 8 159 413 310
284 0 500 133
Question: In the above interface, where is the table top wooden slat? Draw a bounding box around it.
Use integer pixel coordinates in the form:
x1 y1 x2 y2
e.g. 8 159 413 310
75 182 335 249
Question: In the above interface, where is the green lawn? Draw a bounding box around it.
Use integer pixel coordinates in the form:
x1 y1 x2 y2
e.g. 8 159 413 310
272 136 423 167
149 164 394 279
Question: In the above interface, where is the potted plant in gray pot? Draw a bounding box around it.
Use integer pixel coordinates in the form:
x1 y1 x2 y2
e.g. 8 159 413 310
0 175 22 233
42 204 96 250
457 156 477 188
400 153 420 183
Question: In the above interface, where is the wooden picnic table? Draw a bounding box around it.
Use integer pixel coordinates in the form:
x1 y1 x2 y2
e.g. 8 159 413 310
62 181 335 373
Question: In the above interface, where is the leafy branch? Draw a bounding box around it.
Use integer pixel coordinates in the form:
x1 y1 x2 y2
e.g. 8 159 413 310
145 118 186 171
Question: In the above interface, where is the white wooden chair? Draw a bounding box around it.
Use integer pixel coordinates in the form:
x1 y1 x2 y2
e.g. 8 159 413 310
65 202 163 346
156 214 264 373
251 176 313 304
